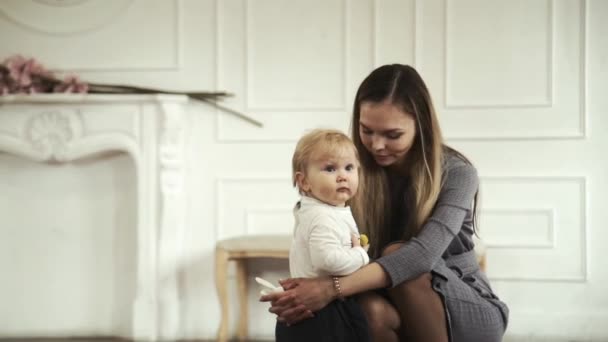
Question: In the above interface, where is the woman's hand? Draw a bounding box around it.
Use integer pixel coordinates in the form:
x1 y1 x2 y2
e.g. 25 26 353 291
259 276 336 325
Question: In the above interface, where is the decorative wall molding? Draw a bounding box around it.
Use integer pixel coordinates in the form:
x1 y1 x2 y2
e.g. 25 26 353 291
0 0 133 35
440 0 587 141
444 0 554 108
243 0 348 111
0 0 182 72
214 0 353 143
372 0 418 68
215 176 293 240
480 176 587 282
480 208 555 249
245 206 294 235
34 0 87 7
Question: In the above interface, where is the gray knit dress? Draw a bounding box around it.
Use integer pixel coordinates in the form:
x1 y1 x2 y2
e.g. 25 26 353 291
375 154 509 342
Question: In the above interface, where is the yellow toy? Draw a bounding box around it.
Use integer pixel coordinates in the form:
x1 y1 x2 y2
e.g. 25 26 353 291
360 234 369 247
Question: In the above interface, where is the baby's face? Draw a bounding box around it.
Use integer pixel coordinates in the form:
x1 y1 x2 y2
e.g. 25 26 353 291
301 148 359 207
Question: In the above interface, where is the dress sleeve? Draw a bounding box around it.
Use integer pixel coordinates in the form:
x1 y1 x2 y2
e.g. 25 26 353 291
375 163 479 287
308 216 370 276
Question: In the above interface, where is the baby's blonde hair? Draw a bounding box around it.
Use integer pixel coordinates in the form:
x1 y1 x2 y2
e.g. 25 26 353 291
292 129 359 193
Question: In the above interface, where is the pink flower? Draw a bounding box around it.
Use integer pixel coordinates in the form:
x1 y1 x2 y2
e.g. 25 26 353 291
4 55 31 87
1 54 85 94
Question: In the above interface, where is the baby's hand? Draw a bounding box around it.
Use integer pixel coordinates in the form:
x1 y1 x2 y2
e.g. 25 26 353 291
351 233 361 247
360 234 370 252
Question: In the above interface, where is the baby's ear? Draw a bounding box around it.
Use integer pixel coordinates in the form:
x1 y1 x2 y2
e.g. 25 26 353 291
295 171 310 192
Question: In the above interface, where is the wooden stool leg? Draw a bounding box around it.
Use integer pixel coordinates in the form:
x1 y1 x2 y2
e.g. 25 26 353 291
479 253 487 273
215 248 229 342
236 259 249 341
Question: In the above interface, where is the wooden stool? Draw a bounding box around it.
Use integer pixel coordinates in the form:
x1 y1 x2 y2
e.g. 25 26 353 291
477 253 487 272
474 237 488 273
215 234 291 342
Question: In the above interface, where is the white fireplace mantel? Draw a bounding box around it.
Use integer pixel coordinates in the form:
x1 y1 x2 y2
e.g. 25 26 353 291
0 94 190 341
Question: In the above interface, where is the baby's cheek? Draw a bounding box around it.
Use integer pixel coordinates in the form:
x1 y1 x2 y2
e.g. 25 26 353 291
320 187 335 198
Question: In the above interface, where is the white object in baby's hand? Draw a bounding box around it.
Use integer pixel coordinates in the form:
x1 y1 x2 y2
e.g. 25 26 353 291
255 276 284 296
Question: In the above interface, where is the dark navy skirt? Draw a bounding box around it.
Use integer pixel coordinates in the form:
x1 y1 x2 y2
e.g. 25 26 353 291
275 297 370 342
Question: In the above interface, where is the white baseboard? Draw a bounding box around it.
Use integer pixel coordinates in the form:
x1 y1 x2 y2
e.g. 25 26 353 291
505 311 608 341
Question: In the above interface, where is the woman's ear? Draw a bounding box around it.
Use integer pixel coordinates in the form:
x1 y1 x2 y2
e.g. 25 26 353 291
295 171 310 192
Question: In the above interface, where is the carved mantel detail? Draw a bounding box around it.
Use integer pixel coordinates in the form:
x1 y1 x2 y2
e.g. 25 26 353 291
24 110 83 162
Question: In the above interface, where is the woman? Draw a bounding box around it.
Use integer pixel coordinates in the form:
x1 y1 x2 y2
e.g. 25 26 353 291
261 64 509 342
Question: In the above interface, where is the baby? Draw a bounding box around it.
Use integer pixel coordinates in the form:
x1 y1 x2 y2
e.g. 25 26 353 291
273 129 370 342
289 128 369 278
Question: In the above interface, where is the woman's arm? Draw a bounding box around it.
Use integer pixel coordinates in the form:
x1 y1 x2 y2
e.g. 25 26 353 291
376 163 478 287
339 261 390 296
260 261 391 324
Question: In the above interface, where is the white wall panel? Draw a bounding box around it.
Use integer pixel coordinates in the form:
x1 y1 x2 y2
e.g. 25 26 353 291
417 0 586 139
216 0 372 142
0 0 180 70
247 0 345 110
216 110 350 142
347 0 375 84
245 208 294 235
373 0 416 67
0 0 133 35
481 177 586 281
216 0 253 141
481 209 554 248
0 0 218 91
446 0 552 107
216 177 298 239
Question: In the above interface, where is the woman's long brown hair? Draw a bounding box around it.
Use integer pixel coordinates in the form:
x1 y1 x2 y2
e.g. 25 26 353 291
350 64 477 258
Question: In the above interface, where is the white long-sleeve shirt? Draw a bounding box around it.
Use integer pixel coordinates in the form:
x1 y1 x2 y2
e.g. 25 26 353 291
289 196 369 278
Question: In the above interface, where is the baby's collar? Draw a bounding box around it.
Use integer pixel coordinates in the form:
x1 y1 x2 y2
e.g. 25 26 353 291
299 195 349 209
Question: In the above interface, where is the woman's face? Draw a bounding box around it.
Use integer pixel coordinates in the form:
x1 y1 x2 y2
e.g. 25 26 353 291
359 101 417 167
